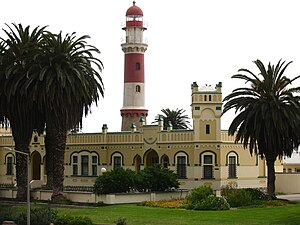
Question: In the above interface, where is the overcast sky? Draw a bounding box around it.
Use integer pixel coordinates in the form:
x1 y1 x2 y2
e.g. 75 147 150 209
2 0 300 133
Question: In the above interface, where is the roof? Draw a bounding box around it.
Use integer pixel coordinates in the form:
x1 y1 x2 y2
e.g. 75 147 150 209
126 1 143 16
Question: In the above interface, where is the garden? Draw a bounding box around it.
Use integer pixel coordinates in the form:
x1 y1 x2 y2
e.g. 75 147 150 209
1 166 298 225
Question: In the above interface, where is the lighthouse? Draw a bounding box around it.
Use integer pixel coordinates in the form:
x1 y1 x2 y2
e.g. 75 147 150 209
120 1 148 131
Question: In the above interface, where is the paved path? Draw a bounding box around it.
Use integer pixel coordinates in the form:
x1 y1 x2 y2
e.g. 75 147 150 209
277 194 300 202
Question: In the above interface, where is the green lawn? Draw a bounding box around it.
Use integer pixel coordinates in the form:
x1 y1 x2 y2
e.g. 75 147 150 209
2 203 300 225
52 203 300 225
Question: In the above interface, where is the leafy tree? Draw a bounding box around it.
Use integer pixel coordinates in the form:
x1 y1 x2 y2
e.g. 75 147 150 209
153 108 191 129
94 168 135 194
135 165 179 192
222 59 300 198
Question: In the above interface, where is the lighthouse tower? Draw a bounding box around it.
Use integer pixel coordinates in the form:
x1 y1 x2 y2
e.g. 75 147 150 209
121 1 148 131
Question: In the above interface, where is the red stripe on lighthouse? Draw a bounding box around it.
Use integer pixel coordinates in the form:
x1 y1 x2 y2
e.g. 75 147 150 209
124 53 145 83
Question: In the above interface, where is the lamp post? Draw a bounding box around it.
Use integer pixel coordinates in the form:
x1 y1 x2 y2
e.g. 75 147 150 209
4 147 30 225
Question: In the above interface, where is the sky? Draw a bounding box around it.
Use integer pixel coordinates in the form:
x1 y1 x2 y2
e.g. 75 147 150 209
2 0 300 133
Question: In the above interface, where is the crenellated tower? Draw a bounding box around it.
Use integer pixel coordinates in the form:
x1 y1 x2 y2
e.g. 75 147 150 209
191 82 223 142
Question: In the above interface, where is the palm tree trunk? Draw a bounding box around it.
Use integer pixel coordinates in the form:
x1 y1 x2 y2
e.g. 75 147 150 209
51 128 67 202
45 128 54 189
266 156 276 199
12 127 32 201
46 119 67 202
15 143 30 200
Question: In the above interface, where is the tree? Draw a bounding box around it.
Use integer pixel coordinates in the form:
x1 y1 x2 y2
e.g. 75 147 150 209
222 59 300 198
0 24 46 200
0 24 104 201
135 165 179 192
94 168 135 194
153 108 191 130
32 31 104 201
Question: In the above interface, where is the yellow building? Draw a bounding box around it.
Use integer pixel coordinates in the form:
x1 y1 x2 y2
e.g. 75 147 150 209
0 81 269 191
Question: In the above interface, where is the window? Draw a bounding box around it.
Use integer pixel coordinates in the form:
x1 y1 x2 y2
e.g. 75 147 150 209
72 155 78 175
204 95 207 101
228 156 237 178
136 85 141 92
71 152 99 176
203 155 213 178
92 156 97 176
205 124 210 134
113 156 122 169
6 156 13 175
195 106 200 110
81 155 89 176
135 62 140 70
177 156 187 178
162 155 169 168
209 95 212 101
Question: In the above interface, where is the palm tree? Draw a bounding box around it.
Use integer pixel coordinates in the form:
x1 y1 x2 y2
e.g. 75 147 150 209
153 108 191 130
222 59 300 198
32 31 104 201
0 23 46 200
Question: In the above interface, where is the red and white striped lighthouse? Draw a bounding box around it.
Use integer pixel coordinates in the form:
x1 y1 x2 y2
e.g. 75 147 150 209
121 1 148 131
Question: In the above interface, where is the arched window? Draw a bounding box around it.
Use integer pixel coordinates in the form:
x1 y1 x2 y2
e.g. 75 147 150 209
200 151 216 179
204 95 207 101
135 62 141 70
5 154 14 175
226 151 239 178
112 152 123 169
70 151 99 176
136 85 141 92
72 155 78 175
161 154 170 168
175 152 188 178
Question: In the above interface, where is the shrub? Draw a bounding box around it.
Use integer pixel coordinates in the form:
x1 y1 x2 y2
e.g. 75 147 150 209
94 165 180 194
244 188 268 200
94 167 135 194
0 206 13 224
115 217 127 225
187 185 214 206
15 207 57 225
55 214 93 225
193 195 230 210
135 165 179 192
222 187 253 207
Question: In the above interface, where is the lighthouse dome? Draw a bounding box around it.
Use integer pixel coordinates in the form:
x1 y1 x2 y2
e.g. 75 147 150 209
126 1 143 16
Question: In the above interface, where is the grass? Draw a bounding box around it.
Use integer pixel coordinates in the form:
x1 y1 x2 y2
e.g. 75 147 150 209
2 202 300 225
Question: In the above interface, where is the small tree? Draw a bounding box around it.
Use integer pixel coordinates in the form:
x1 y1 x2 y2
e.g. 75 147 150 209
94 168 135 194
152 108 191 129
136 165 179 192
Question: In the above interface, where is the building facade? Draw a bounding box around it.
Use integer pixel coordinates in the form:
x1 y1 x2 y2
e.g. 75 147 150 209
0 2 276 192
0 81 271 191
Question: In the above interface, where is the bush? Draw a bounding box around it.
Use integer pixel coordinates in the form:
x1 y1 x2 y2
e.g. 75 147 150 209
135 165 179 192
55 214 93 225
94 167 135 194
115 217 127 225
222 187 253 207
244 188 269 200
15 207 57 225
187 185 214 206
94 165 180 194
0 206 13 224
193 195 230 210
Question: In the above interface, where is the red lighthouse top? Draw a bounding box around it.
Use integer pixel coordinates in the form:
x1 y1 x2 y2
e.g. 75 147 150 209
126 1 143 16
